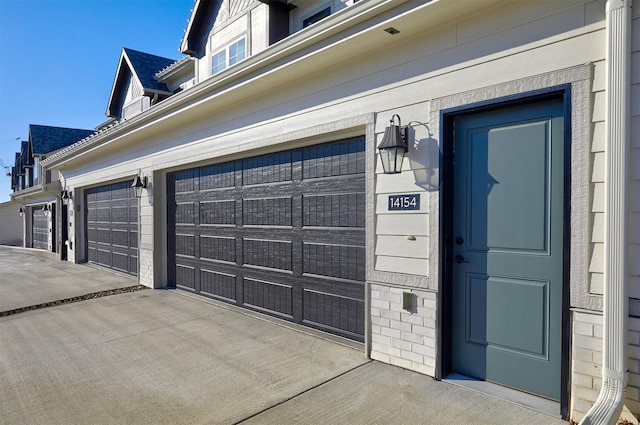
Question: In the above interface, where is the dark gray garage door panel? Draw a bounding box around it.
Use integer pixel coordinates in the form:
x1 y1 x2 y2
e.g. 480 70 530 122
168 137 366 341
86 181 138 275
32 207 48 250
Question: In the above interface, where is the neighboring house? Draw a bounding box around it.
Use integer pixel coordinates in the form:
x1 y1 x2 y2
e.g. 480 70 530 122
10 125 94 254
33 0 639 423
9 142 28 192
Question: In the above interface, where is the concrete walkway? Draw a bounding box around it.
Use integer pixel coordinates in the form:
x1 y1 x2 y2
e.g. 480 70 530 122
0 247 567 424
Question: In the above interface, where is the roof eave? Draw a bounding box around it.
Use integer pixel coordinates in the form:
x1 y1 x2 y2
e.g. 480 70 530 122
106 51 130 117
180 0 219 57
44 0 502 170
156 56 194 81
44 0 419 168
180 0 202 55
11 181 62 202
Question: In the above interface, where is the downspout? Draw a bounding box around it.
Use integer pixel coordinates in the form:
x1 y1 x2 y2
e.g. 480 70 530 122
580 0 631 424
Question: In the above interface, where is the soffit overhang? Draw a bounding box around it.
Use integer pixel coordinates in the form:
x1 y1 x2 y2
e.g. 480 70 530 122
10 181 62 202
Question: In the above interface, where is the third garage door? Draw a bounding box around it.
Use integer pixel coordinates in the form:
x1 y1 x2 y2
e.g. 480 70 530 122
86 181 138 275
167 137 366 341
32 206 49 250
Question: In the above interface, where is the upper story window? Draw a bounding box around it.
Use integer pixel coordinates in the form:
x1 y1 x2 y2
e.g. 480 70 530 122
229 38 246 66
303 7 331 28
33 157 40 185
211 37 246 75
212 50 227 74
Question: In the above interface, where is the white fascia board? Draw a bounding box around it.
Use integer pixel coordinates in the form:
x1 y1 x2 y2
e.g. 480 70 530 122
10 181 61 201
43 0 493 170
10 185 44 200
105 51 129 117
122 54 142 88
181 0 202 54
155 56 194 81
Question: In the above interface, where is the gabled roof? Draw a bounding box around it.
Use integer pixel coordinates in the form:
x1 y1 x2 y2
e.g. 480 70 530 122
181 0 221 57
10 166 17 188
14 152 23 175
12 141 29 175
124 48 176 92
180 0 292 57
29 125 94 157
106 48 177 118
20 140 30 167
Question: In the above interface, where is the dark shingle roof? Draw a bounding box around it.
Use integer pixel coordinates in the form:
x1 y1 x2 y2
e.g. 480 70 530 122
11 166 17 188
29 125 94 156
21 140 31 166
14 152 23 174
124 48 175 92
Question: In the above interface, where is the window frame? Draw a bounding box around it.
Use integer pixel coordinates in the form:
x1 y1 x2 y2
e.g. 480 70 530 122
303 6 331 28
210 36 247 75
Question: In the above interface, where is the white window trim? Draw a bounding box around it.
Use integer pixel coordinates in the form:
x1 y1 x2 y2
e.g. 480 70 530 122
210 35 247 75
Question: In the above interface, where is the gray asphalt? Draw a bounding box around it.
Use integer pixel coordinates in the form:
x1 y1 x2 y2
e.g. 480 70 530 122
0 246 566 424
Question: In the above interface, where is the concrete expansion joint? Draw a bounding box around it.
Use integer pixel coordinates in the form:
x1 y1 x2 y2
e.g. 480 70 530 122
0 285 148 318
231 360 374 425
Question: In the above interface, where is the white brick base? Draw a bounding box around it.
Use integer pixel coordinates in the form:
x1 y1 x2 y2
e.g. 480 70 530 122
570 310 640 424
369 283 437 377
138 248 154 288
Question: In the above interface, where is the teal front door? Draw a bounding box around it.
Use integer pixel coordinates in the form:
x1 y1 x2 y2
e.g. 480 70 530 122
451 98 565 401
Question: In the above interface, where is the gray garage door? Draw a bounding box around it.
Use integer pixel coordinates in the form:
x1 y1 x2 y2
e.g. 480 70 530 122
167 137 366 341
32 206 48 250
86 181 138 275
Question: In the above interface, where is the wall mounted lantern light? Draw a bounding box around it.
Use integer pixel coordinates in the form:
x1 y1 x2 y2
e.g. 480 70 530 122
131 173 148 198
377 114 409 174
61 190 72 205
19 207 24 217
42 204 50 216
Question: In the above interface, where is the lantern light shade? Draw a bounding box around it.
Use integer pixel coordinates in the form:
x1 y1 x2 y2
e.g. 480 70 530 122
377 114 409 174
19 207 24 217
61 190 72 205
131 174 148 198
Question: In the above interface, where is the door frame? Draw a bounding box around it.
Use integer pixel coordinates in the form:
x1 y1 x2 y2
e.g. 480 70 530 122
439 86 572 418
61 203 68 261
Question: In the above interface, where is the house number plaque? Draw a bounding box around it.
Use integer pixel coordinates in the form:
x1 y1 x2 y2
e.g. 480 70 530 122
388 194 420 211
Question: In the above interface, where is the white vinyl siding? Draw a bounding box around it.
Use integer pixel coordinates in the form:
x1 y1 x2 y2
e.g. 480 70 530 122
53 0 640 419
123 74 143 103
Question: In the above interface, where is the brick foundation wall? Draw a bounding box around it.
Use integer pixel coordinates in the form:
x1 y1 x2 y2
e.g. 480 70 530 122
138 248 154 288
570 310 640 423
369 283 437 376
627 317 640 420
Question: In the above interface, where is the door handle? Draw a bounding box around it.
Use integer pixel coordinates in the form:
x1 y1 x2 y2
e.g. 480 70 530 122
455 255 469 264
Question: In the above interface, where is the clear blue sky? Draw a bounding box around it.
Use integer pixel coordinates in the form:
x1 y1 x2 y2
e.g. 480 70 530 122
0 0 194 203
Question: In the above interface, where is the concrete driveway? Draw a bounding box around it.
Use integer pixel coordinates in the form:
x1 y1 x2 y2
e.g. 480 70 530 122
0 247 138 314
0 247 566 424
